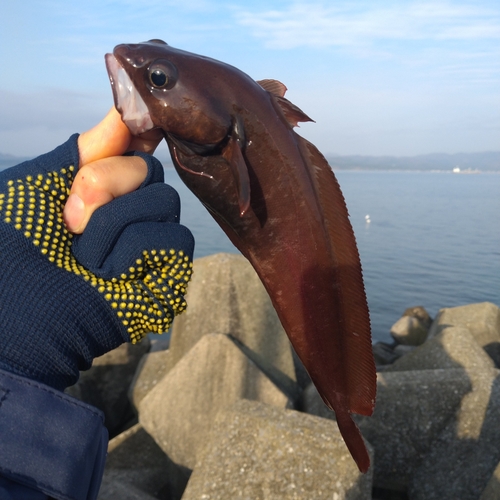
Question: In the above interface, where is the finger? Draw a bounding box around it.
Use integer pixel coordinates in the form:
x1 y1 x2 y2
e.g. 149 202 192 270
63 155 147 234
78 108 164 166
78 107 132 166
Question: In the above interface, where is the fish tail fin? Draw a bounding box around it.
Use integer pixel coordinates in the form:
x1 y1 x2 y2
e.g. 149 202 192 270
335 408 371 473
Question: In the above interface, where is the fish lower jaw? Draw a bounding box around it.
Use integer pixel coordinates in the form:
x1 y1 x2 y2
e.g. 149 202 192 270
105 53 154 135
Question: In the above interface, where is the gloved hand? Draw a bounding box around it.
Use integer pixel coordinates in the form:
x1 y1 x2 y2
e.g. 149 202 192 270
0 135 194 392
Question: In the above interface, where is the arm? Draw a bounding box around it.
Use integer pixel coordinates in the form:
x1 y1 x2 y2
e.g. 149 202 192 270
0 127 193 500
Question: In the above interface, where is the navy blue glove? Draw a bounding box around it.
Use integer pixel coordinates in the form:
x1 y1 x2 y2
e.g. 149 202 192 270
0 135 194 391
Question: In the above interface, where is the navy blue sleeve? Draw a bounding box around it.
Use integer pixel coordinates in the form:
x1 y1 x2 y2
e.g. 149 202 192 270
0 367 107 500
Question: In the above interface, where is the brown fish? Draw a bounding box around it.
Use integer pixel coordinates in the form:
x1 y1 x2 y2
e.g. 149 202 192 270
105 40 376 472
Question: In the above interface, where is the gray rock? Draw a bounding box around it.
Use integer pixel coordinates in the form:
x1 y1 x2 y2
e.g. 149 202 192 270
301 382 336 420
372 342 399 366
402 305 432 329
355 369 472 491
386 326 495 374
66 340 150 436
182 399 373 500
428 302 500 365
139 333 291 470
480 460 500 500
128 349 171 410
169 253 297 397
409 369 500 500
98 423 190 500
392 344 417 358
390 316 428 346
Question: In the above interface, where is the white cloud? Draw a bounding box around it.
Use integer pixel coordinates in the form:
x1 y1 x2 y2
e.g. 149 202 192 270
234 1 500 49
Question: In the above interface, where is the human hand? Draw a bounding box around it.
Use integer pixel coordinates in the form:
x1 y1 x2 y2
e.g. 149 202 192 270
63 107 163 233
0 118 193 391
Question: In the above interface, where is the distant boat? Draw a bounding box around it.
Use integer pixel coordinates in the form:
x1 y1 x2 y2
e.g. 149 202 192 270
452 166 480 174
365 214 371 224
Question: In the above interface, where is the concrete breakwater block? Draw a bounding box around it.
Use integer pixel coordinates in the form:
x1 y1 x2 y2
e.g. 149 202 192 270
386 325 496 374
428 302 500 365
97 423 190 500
139 333 291 470
169 253 298 397
182 399 373 500
409 369 500 500
128 349 171 411
389 315 429 346
480 460 500 500
66 340 150 436
356 369 471 491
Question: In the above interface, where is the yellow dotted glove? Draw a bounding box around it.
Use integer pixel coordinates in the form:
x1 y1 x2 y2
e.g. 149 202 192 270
0 135 194 390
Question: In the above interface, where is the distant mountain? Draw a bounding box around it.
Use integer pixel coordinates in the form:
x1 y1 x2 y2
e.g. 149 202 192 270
1 150 499 172
327 151 500 172
0 152 32 170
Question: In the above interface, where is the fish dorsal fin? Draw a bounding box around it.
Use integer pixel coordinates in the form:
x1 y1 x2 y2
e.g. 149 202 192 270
274 96 315 128
257 79 287 97
257 79 315 128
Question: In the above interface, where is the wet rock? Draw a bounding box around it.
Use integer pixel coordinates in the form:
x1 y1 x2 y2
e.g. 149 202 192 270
428 302 500 366
169 253 297 397
355 369 471 491
409 369 500 500
386 326 495 374
402 306 432 329
390 316 428 346
479 460 500 500
139 333 291 470
98 423 190 500
128 349 171 411
66 340 150 436
182 399 373 500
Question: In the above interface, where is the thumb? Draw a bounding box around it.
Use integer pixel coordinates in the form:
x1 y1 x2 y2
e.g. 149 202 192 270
63 155 148 233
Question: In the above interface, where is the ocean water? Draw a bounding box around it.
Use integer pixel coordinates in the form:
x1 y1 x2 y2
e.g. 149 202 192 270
164 169 500 344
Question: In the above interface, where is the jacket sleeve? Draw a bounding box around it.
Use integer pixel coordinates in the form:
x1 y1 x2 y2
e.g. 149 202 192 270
0 367 108 500
0 138 108 500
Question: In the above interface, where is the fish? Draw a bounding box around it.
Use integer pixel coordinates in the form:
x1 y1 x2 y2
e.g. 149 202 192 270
105 40 376 472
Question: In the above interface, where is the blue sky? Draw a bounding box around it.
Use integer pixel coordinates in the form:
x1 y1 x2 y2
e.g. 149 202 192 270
0 0 499 158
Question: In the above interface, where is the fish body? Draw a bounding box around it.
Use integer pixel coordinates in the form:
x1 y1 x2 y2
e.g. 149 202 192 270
106 41 376 472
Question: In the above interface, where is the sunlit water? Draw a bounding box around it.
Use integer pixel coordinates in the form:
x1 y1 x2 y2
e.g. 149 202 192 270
164 169 500 343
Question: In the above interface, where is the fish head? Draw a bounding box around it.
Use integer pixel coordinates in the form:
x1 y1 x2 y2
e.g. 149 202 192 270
105 40 233 148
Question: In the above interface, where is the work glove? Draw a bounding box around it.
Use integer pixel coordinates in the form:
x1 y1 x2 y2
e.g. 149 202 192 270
0 135 194 391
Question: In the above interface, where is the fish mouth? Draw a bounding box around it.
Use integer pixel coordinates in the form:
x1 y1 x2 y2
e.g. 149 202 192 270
105 54 154 135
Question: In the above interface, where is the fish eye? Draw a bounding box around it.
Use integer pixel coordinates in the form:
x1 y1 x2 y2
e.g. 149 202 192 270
147 60 177 90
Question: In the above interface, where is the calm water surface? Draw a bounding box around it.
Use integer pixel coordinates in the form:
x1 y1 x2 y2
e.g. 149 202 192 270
164 169 500 343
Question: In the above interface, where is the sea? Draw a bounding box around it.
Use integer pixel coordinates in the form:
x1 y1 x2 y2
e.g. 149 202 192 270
163 168 500 344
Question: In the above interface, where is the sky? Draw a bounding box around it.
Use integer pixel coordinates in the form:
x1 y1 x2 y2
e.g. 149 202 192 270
0 0 499 158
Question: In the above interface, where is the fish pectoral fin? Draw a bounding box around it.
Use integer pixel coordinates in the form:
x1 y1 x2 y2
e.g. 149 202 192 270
257 79 288 97
222 125 251 217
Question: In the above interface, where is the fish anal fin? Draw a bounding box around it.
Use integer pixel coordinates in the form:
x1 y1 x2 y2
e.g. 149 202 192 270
296 134 377 417
222 127 251 217
257 79 288 97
